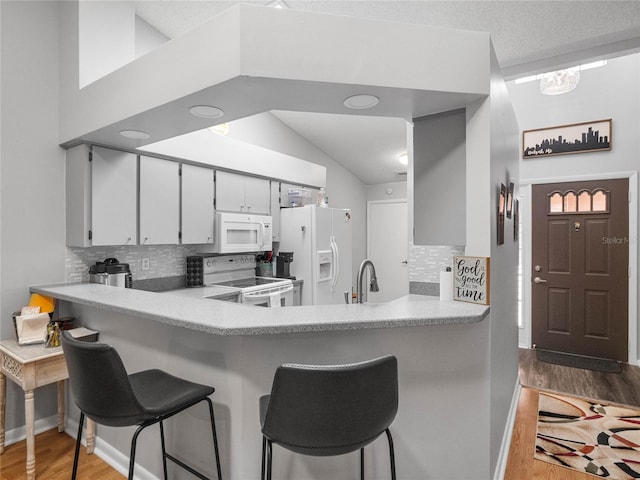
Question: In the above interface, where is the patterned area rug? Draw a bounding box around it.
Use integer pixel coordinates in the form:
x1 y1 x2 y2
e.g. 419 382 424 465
536 392 640 478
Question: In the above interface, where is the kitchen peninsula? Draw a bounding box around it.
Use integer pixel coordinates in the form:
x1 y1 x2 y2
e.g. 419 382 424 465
33 283 490 479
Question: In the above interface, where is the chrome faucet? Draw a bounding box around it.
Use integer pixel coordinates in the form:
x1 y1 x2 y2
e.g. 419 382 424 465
356 259 379 303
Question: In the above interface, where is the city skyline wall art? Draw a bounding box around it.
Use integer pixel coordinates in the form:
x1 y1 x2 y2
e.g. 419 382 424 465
522 118 612 158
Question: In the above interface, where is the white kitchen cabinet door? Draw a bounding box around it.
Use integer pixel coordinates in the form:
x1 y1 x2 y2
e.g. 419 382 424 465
215 170 245 212
91 146 138 246
215 170 270 214
181 164 214 244
243 175 271 214
139 156 179 245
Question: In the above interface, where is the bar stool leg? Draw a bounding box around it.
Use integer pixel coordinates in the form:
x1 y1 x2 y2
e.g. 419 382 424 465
205 398 223 480
261 436 267 480
72 412 85 480
266 439 273 480
160 420 169 480
385 428 396 480
360 448 365 480
129 425 146 480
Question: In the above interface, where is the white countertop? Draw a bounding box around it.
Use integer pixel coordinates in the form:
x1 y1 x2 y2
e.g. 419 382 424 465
31 283 489 336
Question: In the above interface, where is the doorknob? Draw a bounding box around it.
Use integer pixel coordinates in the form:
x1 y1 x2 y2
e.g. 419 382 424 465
401 260 408 265
534 277 548 284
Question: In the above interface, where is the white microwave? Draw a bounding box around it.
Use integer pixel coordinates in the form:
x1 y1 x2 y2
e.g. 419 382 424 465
213 212 272 253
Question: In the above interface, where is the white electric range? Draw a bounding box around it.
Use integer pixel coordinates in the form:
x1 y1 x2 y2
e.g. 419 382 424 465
187 254 293 307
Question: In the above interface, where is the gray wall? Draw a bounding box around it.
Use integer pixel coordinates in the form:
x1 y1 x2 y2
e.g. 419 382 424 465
413 108 466 246
0 1 65 432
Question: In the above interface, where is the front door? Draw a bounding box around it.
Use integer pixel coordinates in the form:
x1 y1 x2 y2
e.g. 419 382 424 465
532 179 629 361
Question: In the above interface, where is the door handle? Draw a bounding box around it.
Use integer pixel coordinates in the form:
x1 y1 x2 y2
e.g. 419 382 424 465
534 277 548 284
401 260 408 265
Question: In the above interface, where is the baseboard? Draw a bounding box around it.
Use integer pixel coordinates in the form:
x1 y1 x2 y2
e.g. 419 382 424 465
3 414 60 446
493 381 522 480
65 418 159 480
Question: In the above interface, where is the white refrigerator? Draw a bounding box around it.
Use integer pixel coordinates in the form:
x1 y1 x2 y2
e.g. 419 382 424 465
279 205 352 306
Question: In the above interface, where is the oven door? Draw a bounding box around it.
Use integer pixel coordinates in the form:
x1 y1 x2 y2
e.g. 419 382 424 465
241 285 294 307
215 212 272 253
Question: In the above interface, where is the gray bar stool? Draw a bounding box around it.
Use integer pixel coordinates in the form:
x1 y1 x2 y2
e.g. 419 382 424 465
259 355 398 480
60 330 223 480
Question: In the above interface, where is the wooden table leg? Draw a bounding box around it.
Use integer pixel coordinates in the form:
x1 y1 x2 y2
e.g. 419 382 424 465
25 389 35 480
0 372 5 454
86 418 95 454
56 380 65 432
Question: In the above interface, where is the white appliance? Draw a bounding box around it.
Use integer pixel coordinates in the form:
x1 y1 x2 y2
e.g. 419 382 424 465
193 254 293 307
279 205 352 305
210 212 272 254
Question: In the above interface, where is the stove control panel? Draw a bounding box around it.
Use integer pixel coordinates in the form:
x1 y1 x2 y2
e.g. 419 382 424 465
186 254 256 287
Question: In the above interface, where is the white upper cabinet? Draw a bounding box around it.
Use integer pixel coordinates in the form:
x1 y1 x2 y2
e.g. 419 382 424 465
67 145 138 247
139 156 180 245
215 170 270 215
181 163 214 244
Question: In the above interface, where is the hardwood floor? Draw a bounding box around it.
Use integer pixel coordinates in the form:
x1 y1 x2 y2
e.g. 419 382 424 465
504 348 640 480
0 428 123 480
518 348 640 407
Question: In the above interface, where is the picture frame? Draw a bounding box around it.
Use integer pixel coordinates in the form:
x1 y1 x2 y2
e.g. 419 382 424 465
522 118 612 159
506 182 514 219
498 183 506 245
453 256 490 305
513 198 519 242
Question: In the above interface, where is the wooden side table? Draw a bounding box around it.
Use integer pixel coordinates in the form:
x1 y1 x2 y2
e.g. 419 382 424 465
0 339 95 480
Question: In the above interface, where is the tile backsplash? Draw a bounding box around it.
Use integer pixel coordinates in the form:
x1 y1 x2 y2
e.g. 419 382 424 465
67 243 464 295
66 245 199 283
408 243 464 295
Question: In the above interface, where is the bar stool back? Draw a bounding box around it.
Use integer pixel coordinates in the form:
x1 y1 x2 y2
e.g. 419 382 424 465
259 354 398 480
61 330 222 480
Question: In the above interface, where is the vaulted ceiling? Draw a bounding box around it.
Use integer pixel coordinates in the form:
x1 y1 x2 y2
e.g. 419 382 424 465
133 1 640 185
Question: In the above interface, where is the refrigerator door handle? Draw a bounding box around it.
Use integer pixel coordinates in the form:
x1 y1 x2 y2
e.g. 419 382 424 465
329 237 337 292
333 237 340 290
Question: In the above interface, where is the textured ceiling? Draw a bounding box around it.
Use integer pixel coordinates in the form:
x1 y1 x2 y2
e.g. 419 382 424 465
133 1 640 185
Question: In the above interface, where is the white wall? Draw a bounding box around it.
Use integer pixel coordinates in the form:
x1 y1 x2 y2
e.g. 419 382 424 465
135 14 169 59
508 53 640 362
0 0 66 432
365 181 407 202
79 0 135 87
487 48 520 476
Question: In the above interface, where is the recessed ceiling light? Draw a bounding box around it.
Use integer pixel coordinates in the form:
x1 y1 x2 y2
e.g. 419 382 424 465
343 94 379 110
189 105 224 119
266 0 289 8
208 123 230 136
119 130 150 140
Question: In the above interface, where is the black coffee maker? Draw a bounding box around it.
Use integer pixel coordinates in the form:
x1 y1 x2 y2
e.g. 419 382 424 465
276 252 294 279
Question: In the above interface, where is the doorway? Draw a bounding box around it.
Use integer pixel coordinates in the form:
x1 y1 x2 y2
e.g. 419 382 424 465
531 178 629 361
367 200 408 302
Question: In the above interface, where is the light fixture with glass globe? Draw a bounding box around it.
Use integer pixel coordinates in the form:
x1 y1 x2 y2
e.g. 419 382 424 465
539 68 580 95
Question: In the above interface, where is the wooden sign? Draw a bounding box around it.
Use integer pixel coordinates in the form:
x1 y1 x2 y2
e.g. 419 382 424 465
453 256 490 305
